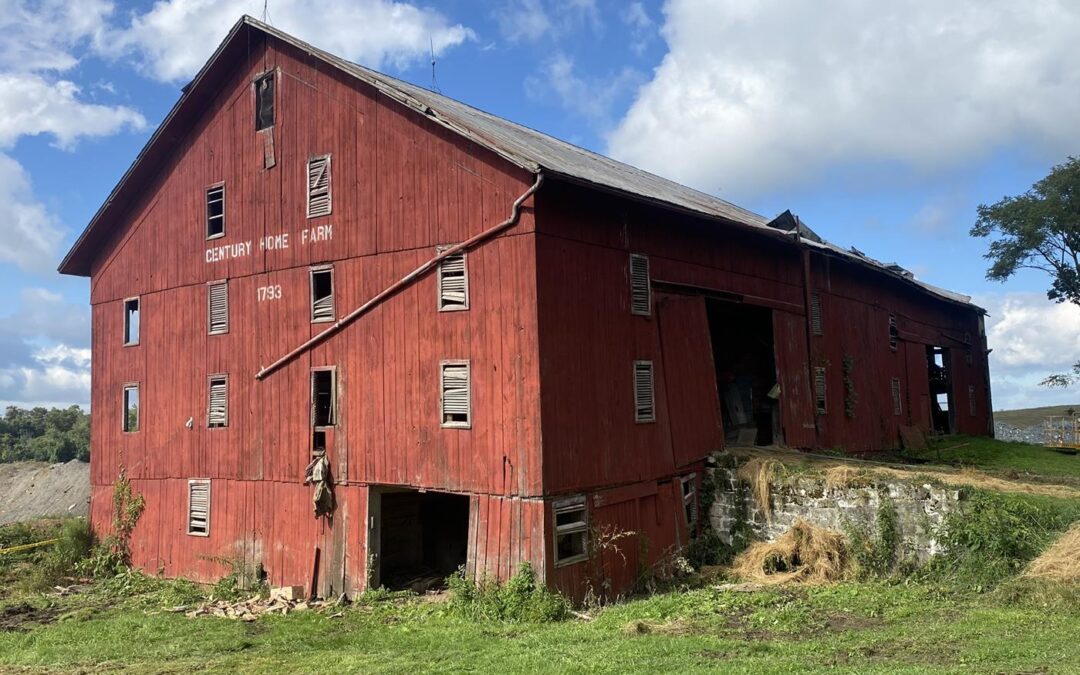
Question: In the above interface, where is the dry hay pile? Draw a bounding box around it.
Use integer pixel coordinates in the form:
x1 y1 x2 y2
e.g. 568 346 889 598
1024 522 1080 583
824 465 864 490
732 519 851 585
736 458 781 521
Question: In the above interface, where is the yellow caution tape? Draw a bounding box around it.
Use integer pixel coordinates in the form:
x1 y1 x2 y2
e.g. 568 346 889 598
0 538 59 555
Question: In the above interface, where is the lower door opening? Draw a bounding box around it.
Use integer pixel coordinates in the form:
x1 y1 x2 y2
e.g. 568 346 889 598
376 488 469 593
706 299 781 446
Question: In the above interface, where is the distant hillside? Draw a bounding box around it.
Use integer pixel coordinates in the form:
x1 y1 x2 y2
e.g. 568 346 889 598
996 404 1080 428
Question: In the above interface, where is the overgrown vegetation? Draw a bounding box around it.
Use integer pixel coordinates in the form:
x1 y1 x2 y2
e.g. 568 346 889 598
844 497 903 579
905 434 1080 486
0 405 89 464
446 563 569 622
924 489 1079 590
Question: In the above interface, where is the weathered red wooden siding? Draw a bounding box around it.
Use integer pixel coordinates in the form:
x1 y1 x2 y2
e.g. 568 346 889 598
87 33 542 594
809 255 991 448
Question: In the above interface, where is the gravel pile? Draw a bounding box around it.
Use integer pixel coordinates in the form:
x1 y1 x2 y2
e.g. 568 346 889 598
995 422 1047 445
0 460 89 525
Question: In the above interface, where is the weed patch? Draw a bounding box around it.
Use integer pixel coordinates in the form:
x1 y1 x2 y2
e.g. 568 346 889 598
446 563 569 622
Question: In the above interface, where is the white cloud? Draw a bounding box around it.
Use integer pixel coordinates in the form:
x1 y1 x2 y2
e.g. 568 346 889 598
976 292 1080 410
0 73 145 150
526 54 641 125
495 0 601 44
608 0 1080 199
0 155 66 271
0 0 112 72
0 289 90 408
103 0 475 82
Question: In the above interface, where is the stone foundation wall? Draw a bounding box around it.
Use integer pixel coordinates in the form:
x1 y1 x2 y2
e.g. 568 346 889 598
707 462 961 563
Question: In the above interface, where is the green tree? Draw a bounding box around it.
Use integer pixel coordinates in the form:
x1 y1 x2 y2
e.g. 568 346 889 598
971 157 1080 386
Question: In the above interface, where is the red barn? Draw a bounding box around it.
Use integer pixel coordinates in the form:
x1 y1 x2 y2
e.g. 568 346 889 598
59 17 992 599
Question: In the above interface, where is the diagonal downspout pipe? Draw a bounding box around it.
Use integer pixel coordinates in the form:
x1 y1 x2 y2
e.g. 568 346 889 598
256 172 544 380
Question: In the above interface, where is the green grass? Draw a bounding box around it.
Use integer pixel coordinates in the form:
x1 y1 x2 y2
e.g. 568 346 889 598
995 404 1080 428
905 435 1080 485
1 579 1078 673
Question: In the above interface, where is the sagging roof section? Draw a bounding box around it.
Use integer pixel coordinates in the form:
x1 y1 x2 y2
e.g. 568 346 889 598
58 15 979 312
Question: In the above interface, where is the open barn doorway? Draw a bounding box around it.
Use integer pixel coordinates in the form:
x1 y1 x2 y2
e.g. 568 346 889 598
927 346 954 434
368 488 469 592
707 300 781 446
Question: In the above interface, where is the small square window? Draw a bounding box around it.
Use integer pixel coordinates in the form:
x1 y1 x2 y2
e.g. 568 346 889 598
437 251 469 311
440 361 471 428
123 297 140 346
123 384 139 433
206 185 225 239
311 268 335 323
208 281 229 335
312 369 337 428
633 361 655 423
187 479 211 536
553 497 588 566
208 375 228 428
255 72 275 131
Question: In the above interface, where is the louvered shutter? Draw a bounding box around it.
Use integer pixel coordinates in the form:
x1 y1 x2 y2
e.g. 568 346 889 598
307 155 332 218
634 361 655 422
810 293 823 336
208 377 228 427
208 282 228 334
891 378 902 416
968 385 976 417
441 362 471 427
629 254 651 316
438 252 468 310
310 269 334 322
814 367 827 415
188 480 210 535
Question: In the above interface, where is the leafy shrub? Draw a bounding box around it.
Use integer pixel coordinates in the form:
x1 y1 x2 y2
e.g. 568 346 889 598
845 498 901 578
447 563 569 622
15 518 93 592
926 490 1071 589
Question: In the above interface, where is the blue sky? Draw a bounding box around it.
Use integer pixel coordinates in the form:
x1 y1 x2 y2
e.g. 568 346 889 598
1 0 1078 412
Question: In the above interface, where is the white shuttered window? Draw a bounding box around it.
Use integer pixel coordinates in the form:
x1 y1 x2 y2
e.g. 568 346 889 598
815 367 827 415
634 360 655 423
437 251 469 311
307 155 332 218
187 480 211 536
208 281 229 335
208 375 228 428
629 254 651 316
440 361 471 428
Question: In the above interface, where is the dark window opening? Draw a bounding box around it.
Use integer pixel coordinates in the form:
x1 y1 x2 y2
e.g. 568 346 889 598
206 185 225 239
123 385 139 433
681 476 698 531
553 497 588 566
927 346 953 434
255 73 275 131
377 489 469 592
706 300 780 446
888 314 899 351
311 268 334 322
312 369 336 427
123 298 139 345
312 430 327 455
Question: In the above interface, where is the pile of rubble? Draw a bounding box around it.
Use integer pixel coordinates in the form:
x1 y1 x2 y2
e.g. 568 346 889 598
994 422 1046 445
174 586 345 622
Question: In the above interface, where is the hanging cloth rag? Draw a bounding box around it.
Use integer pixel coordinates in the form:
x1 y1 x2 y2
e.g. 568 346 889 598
303 454 335 518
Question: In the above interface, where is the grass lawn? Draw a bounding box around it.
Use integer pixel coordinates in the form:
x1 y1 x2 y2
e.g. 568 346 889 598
909 435 1080 486
995 405 1080 429
1 579 1078 674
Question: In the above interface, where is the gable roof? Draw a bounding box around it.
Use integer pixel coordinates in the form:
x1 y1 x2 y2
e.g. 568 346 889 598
58 16 978 312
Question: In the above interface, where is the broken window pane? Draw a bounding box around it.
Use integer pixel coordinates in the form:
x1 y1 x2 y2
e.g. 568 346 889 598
123 385 139 432
312 369 336 427
255 73 275 131
311 269 334 322
124 298 140 345
206 185 225 238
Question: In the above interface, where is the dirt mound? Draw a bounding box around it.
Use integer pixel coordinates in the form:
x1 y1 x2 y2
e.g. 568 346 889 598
1024 523 1080 582
0 461 89 525
732 519 851 585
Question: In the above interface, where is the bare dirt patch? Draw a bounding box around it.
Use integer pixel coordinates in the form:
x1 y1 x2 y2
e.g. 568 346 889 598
0 602 62 632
